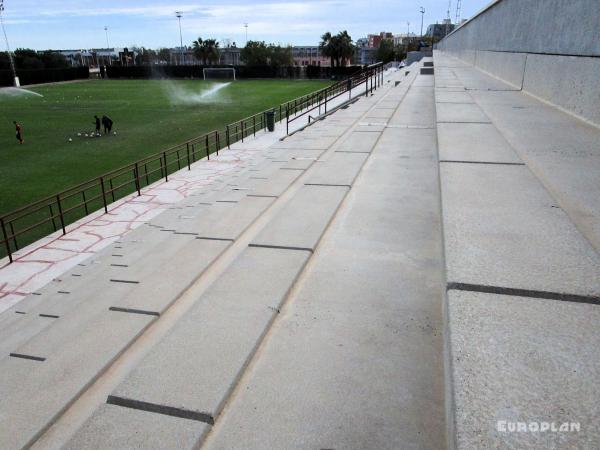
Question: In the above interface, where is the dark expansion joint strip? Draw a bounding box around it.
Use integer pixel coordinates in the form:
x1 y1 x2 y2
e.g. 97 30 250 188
439 160 525 166
109 307 160 316
110 279 140 284
249 243 313 253
304 183 352 188
10 353 46 362
447 282 600 306
195 237 235 242
107 395 215 425
39 314 59 319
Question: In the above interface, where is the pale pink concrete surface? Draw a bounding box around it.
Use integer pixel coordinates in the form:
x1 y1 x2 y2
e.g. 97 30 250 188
0 146 260 313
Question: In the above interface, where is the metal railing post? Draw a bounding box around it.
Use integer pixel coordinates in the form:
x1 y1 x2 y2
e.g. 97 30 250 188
253 116 256 136
187 146 192 169
205 135 209 159
82 191 89 215
9 222 16 250
286 105 289 135
109 179 115 202
49 204 57 231
134 163 141 195
162 152 168 181
56 195 66 235
226 125 230 149
100 177 108 213
1 218 13 263
216 131 220 155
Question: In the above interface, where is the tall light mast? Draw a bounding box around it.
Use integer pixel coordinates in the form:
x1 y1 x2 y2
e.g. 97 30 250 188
0 0 18 86
175 11 184 65
455 0 462 24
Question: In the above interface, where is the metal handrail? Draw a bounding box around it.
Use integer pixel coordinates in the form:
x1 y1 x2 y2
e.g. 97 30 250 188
1 75 369 263
286 62 384 134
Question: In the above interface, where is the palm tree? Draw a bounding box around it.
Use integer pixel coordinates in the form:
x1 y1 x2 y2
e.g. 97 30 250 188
193 38 208 64
319 32 335 67
337 30 354 67
192 38 220 65
204 39 220 66
320 31 354 67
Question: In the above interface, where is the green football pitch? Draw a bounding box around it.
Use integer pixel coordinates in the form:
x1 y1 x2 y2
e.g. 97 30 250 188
0 79 330 216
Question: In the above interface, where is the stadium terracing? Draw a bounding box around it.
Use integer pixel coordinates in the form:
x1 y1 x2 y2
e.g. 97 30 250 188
1 0 600 447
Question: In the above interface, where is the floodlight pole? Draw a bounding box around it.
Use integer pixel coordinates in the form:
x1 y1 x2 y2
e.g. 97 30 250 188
175 11 184 65
419 7 425 37
244 23 248 45
0 0 18 86
104 26 111 66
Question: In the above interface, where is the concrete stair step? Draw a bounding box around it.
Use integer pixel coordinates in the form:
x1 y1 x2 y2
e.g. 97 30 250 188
67 246 310 448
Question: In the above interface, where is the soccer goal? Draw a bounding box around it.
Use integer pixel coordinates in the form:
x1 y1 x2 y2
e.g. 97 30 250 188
203 68 236 81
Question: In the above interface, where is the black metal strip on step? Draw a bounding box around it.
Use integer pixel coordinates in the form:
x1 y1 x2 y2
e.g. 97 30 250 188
304 183 352 188
447 282 600 306
106 395 214 425
108 307 160 316
10 353 46 362
249 243 313 253
195 237 235 242
110 279 140 284
439 160 525 166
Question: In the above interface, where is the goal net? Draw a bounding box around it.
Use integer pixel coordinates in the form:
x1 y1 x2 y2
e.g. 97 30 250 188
203 68 236 81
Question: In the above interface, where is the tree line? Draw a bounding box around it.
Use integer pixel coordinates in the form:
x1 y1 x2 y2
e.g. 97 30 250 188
0 49 69 70
2 30 425 72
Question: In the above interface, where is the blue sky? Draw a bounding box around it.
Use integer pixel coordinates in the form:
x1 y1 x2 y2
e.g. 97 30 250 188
1 0 491 50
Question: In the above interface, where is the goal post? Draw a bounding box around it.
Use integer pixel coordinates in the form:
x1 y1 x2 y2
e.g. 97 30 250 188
203 68 236 81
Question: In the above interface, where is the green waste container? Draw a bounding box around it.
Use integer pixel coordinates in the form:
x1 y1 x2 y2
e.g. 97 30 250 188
266 110 276 132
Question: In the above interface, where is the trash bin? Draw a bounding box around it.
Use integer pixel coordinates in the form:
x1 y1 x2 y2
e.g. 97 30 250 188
266 110 275 132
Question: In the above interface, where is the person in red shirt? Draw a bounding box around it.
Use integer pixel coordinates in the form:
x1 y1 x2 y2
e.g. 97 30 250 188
13 121 24 144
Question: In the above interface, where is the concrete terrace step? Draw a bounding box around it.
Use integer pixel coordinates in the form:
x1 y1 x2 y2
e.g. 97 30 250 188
203 74 446 449
435 51 600 447
66 246 311 448
0 64 424 449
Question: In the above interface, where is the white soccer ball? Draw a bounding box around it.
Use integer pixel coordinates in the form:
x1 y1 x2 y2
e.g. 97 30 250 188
84 134 89 137
113 131 117 135
68 138 73 142
77 133 82 136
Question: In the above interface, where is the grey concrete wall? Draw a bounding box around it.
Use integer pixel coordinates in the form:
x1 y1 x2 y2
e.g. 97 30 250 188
437 0 600 126
439 0 600 57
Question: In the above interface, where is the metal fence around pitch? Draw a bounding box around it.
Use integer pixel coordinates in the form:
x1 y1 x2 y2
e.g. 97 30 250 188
285 62 384 133
0 63 384 264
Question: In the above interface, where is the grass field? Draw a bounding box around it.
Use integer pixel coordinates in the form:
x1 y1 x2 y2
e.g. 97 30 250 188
0 79 329 216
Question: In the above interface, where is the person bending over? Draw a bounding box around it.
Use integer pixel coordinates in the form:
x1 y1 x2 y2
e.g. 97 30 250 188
102 115 113 134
